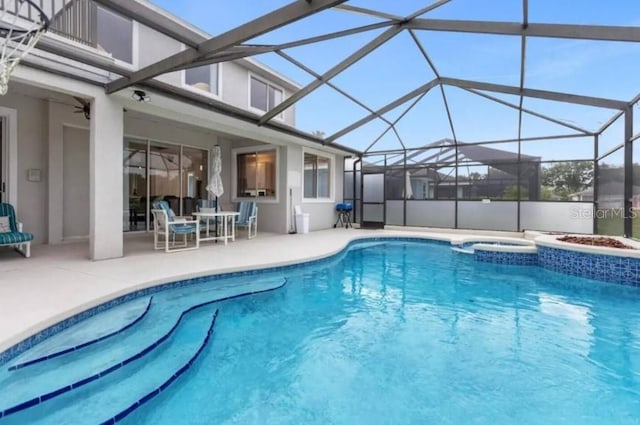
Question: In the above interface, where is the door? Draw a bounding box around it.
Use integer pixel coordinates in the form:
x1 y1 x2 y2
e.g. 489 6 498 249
149 143 182 215
362 172 385 229
123 138 149 231
63 127 90 239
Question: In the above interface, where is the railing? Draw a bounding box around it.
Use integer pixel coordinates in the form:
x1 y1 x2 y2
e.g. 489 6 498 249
48 0 97 47
0 0 97 47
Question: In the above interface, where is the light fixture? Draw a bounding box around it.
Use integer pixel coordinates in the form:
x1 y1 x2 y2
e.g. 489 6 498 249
132 90 150 103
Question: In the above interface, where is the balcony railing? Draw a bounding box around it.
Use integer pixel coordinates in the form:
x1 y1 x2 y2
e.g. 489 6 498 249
1 0 97 47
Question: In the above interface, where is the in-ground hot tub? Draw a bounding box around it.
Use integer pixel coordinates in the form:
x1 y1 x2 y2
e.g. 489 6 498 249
451 237 538 265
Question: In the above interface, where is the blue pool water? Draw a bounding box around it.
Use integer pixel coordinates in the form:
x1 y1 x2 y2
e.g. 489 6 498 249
2 240 640 424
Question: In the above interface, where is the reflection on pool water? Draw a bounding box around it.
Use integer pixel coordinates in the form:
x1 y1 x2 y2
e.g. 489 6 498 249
2 240 640 424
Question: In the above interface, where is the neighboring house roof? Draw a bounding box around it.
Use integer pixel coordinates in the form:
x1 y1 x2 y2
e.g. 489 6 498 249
384 138 540 167
425 138 540 163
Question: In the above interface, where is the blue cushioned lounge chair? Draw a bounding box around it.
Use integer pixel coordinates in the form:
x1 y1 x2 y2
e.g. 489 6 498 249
236 201 257 240
151 200 200 252
0 203 33 258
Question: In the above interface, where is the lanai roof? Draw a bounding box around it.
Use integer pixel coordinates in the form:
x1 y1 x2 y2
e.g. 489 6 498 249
34 1 640 155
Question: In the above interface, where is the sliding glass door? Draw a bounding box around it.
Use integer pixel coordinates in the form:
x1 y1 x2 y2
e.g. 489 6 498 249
182 147 208 216
123 139 208 232
149 143 181 216
123 139 148 231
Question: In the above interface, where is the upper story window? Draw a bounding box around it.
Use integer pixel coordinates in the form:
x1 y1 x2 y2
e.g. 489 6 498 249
304 152 332 199
185 64 219 96
250 76 283 116
96 6 133 64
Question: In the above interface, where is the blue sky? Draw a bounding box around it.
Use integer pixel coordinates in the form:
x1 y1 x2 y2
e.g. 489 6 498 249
150 0 640 157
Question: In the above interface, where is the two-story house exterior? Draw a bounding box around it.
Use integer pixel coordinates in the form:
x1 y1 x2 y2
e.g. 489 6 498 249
0 0 354 260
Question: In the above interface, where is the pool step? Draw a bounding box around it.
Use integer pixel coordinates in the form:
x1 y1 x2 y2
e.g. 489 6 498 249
8 297 153 371
0 304 167 415
0 277 286 416
0 306 218 425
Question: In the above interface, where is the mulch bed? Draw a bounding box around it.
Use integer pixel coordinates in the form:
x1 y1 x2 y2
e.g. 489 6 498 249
557 236 636 250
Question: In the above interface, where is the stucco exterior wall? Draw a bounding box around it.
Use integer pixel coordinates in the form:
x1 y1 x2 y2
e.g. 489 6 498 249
303 157 345 231
221 61 249 112
288 145 347 232
48 101 92 244
137 25 182 86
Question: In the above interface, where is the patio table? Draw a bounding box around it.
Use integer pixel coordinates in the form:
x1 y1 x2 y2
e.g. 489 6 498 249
192 211 240 245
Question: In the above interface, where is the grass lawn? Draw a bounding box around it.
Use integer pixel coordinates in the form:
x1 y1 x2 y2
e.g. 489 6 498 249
596 215 640 237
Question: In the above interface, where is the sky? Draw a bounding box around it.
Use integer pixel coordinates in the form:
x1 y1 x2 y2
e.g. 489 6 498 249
149 0 640 159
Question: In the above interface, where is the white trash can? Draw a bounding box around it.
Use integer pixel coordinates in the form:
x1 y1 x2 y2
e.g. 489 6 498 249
294 205 310 234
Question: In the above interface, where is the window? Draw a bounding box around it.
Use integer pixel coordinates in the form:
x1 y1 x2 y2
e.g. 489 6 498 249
96 6 133 64
236 148 277 199
304 152 332 199
185 64 219 96
250 76 283 114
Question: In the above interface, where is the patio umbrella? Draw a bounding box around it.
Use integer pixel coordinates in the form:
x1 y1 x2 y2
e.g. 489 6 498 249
206 145 224 205
404 170 414 200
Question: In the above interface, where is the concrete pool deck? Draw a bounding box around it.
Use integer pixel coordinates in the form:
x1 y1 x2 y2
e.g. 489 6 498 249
0 228 527 354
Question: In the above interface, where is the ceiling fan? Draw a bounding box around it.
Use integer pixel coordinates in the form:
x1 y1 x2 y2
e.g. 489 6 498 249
73 96 90 120
72 97 127 121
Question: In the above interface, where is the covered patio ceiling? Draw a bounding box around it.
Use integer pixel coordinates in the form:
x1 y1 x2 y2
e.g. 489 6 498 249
50 0 640 154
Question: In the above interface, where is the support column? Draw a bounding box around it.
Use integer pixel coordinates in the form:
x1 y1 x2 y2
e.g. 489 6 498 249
286 145 303 234
593 134 599 235
47 100 64 245
90 94 123 260
624 107 633 237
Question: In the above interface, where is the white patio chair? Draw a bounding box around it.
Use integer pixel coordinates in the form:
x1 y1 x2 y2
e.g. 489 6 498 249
236 201 258 239
151 201 200 252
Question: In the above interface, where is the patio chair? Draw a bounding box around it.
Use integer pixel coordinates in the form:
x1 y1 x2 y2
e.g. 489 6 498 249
236 201 258 240
197 198 218 234
151 200 200 252
197 199 217 211
183 196 197 216
163 195 180 217
0 203 34 258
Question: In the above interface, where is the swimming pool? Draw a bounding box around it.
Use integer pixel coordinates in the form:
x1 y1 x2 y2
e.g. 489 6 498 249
2 239 640 424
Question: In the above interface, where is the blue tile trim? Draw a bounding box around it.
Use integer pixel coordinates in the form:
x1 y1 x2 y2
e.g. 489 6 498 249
475 250 539 266
99 309 219 425
538 246 640 286
0 237 445 367
0 280 285 419
8 297 154 371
